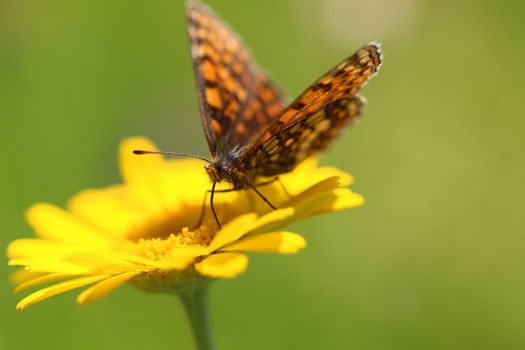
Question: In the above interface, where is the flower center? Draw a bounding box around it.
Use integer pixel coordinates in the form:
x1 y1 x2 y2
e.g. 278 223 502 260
124 204 224 255
130 226 214 261
122 188 253 260
126 210 202 242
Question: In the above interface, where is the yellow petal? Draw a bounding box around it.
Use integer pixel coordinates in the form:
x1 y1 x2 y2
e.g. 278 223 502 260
64 252 145 273
119 137 167 212
9 258 91 274
9 269 43 285
112 251 169 268
77 271 140 305
195 252 248 278
26 204 111 247
68 187 145 238
307 165 354 186
8 239 96 259
163 160 212 204
284 176 341 207
280 158 354 193
14 273 71 293
222 232 306 254
311 189 364 216
249 192 335 235
332 189 364 209
207 213 258 252
16 275 109 310
239 208 295 235
7 240 141 273
295 157 319 169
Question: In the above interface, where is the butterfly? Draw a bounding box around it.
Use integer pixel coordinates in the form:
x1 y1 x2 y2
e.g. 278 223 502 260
135 1 383 228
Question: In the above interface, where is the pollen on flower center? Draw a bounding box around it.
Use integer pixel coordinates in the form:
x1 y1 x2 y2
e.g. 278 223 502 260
127 226 216 262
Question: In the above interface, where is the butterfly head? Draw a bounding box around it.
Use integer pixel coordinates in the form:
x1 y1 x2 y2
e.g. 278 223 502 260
204 162 226 184
205 152 249 188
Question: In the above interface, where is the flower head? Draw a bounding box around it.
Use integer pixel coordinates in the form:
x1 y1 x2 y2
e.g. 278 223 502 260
7 137 363 309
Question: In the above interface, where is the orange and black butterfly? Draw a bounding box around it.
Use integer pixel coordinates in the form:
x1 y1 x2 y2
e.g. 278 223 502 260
135 1 383 227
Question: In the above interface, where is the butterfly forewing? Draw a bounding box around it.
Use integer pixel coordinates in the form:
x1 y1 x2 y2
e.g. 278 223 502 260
187 3 286 156
241 43 383 176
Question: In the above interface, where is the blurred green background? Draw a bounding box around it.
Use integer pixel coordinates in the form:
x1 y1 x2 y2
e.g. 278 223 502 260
1 0 524 349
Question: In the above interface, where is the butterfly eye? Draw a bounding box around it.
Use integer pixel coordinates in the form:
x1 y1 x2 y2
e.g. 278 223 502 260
204 165 220 182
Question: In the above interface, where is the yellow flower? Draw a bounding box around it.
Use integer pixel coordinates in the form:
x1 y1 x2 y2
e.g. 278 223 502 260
7 137 363 310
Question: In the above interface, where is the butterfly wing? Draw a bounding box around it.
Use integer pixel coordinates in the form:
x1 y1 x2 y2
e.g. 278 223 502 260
241 43 383 176
186 2 286 157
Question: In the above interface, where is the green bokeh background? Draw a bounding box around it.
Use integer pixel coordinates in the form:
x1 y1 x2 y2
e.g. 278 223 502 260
1 0 524 349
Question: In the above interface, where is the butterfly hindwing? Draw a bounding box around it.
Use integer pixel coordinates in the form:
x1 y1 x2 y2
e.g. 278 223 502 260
186 2 286 156
241 43 382 176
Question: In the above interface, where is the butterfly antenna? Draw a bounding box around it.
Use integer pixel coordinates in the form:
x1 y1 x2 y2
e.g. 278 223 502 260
133 150 211 164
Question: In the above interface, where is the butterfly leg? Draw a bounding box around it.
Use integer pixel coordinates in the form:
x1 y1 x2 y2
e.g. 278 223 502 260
192 185 237 230
193 181 278 230
253 176 293 199
210 182 221 229
247 182 277 210
193 190 210 230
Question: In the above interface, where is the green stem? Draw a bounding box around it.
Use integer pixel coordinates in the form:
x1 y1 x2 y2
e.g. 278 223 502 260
179 285 216 350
